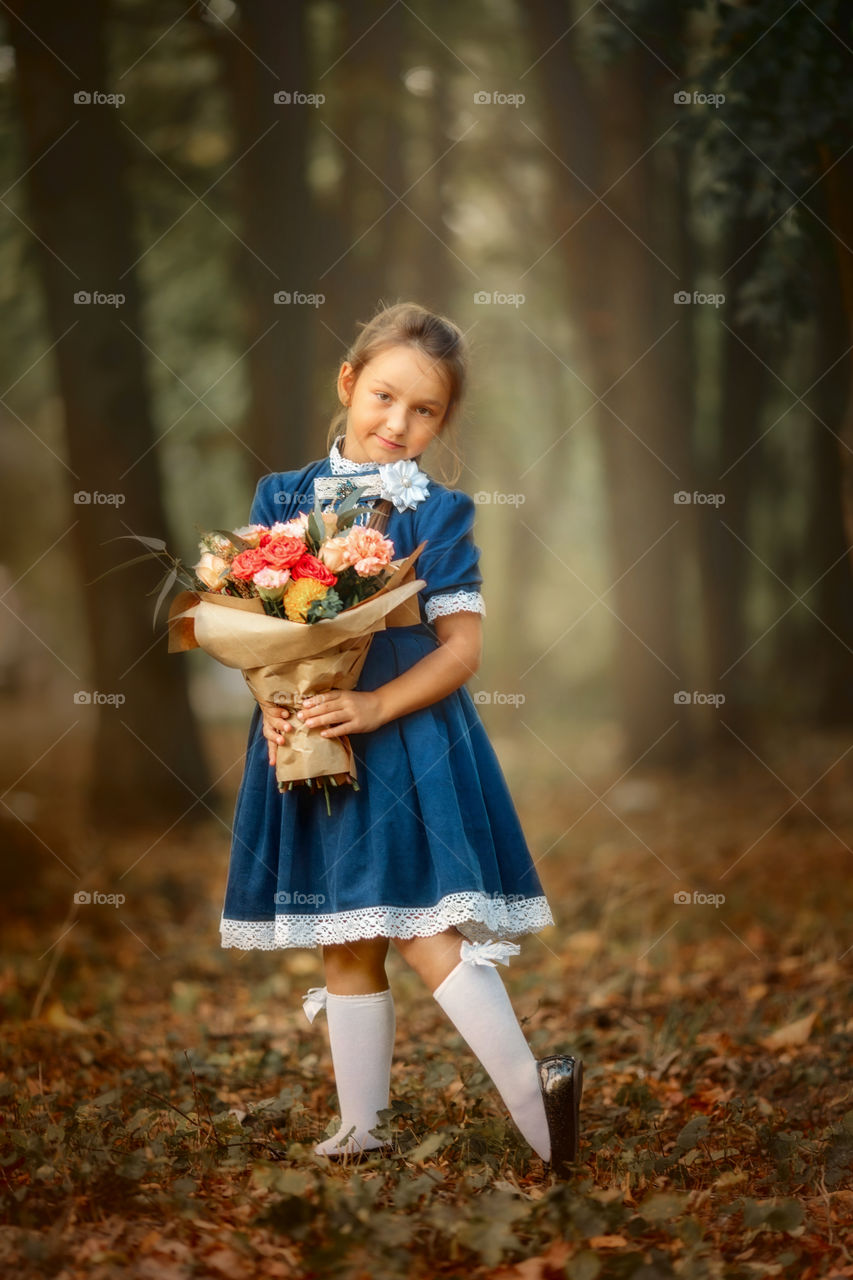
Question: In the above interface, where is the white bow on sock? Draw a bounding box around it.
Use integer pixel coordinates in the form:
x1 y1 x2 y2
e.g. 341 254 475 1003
432 941 551 1162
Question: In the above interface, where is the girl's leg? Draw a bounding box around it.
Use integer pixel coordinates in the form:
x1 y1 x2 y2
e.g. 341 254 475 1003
393 927 551 1162
312 937 395 1156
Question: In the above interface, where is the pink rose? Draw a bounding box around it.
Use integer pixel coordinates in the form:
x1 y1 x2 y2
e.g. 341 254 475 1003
253 566 290 600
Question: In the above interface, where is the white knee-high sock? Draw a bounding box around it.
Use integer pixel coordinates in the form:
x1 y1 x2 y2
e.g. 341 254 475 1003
306 987 396 1156
432 941 551 1161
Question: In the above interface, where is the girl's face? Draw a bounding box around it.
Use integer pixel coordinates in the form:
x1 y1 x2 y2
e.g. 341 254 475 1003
337 344 450 465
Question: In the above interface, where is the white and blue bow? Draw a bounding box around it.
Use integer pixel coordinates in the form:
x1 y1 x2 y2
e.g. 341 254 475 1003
377 459 430 512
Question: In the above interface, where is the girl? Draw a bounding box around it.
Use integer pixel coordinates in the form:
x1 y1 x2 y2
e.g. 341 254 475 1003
221 301 582 1176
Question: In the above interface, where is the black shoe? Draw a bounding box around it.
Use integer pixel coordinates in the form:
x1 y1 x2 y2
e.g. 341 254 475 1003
536 1054 583 1177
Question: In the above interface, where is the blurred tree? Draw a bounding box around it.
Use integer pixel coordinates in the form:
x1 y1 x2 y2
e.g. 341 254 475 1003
525 0 853 757
195 0 320 472
692 0 853 724
6 0 212 823
525 0 692 765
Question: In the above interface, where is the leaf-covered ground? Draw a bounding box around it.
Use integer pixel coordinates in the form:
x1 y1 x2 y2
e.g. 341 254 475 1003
1 722 852 1278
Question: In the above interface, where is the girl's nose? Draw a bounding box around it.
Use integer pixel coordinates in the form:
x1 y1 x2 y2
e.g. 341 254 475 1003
385 409 407 436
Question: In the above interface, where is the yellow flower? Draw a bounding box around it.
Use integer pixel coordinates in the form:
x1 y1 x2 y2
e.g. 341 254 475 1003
283 576 330 623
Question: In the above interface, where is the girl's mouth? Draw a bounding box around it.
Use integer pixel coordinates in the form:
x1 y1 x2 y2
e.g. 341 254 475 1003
376 435 405 449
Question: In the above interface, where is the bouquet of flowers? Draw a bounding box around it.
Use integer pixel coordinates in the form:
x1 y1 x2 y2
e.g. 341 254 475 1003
191 490 403 622
164 489 425 806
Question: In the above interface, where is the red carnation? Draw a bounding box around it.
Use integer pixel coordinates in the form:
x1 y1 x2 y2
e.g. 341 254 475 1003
290 553 337 586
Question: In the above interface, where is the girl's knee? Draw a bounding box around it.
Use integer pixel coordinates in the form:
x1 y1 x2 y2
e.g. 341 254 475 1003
322 937 389 990
392 928 464 986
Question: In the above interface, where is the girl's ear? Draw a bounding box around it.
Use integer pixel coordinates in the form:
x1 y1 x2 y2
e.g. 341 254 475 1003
337 361 354 406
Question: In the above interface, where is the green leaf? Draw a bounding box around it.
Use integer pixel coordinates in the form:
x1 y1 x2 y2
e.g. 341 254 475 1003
335 486 363 517
103 533 167 551
210 528 252 552
86 550 162 585
407 1131 448 1163
674 1115 709 1155
306 589 343 623
152 564 179 628
566 1253 602 1280
741 1197 805 1232
640 1190 689 1223
306 508 324 552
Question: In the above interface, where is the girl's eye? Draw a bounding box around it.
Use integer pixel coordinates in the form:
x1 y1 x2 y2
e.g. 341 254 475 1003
375 391 391 402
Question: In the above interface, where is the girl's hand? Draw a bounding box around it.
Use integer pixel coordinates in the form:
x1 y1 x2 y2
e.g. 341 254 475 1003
297 689 384 737
259 698 292 767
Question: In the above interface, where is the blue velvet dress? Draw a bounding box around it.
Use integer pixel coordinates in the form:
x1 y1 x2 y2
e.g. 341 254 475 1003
220 445 554 949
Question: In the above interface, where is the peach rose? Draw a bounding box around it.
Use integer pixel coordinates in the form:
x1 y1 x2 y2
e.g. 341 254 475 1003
319 537 350 573
194 551 229 591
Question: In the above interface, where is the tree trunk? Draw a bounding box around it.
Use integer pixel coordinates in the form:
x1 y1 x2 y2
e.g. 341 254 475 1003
8 0 212 824
222 0 319 468
699 212 776 737
525 0 692 765
805 171 853 723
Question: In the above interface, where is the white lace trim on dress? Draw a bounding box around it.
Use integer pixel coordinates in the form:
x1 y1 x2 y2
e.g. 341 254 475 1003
425 590 486 621
330 438 384 475
220 891 553 950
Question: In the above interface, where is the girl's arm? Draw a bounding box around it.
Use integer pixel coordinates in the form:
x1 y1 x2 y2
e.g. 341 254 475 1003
259 612 482 760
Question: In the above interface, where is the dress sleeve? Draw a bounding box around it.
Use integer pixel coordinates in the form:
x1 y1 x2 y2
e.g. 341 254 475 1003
416 487 486 623
249 470 314 525
249 474 277 525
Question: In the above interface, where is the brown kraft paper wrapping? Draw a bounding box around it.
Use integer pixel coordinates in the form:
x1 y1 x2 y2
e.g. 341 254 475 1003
167 546 426 789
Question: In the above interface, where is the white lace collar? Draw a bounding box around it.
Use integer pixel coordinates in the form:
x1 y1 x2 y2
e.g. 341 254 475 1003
324 437 431 512
329 437 379 475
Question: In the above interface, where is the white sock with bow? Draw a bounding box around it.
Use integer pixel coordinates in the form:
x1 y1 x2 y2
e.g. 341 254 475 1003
432 940 551 1161
303 986 395 1156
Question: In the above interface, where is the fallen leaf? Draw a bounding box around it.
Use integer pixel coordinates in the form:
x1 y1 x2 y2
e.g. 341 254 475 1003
759 1012 816 1051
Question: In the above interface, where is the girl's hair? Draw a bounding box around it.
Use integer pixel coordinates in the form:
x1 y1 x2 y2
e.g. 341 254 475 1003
326 300 467 484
